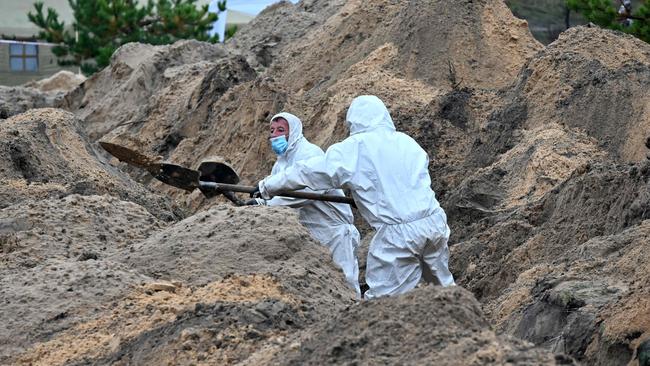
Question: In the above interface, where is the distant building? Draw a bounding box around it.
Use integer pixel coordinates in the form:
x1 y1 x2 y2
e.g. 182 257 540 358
0 39 74 86
1 0 77 86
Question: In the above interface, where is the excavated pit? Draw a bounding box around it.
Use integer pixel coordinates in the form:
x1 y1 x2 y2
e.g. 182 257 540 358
1 0 650 364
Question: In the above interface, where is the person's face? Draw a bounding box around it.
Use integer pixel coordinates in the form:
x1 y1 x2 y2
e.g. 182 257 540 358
270 118 290 140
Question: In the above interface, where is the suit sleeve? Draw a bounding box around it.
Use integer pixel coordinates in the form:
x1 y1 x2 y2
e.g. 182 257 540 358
262 139 359 194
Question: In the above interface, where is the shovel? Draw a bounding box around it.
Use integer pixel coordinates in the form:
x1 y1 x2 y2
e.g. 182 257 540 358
159 163 355 206
99 141 161 175
99 142 355 206
99 141 243 205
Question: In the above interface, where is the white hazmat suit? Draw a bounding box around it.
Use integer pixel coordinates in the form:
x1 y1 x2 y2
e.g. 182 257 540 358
258 112 361 297
261 96 455 299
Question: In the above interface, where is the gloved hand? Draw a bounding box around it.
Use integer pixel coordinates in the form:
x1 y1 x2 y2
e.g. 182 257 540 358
249 181 262 198
244 199 260 206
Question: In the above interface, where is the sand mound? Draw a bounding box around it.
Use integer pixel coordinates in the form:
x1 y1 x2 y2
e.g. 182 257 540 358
426 27 650 364
0 108 182 221
227 0 346 69
453 161 650 300
513 26 650 162
272 0 540 94
0 72 84 120
24 70 86 93
444 126 606 240
451 162 650 363
499 221 650 365
0 258 152 362
114 205 355 308
9 274 306 365
3 204 356 365
3 0 650 364
0 194 165 270
0 86 50 120
0 194 165 361
427 26 649 217
63 40 256 147
272 286 569 365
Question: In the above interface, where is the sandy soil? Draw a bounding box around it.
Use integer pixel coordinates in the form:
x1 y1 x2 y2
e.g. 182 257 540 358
0 71 83 120
271 286 570 365
24 70 86 93
0 108 183 221
1 0 650 364
2 204 354 365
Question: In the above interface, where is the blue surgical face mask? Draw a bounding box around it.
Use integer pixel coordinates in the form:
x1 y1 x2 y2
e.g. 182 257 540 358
270 135 288 155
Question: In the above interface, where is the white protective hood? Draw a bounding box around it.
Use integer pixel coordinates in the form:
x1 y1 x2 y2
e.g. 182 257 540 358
271 112 304 154
346 95 396 135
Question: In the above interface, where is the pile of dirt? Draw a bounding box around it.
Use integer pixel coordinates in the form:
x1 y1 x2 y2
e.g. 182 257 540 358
440 125 608 242
62 40 256 147
0 108 182 221
271 0 541 94
451 161 650 364
35 274 305 365
227 0 347 69
510 26 650 162
2 205 355 365
0 257 152 362
24 70 86 93
113 205 355 314
271 286 571 365
438 24 650 364
3 0 650 364
435 25 650 236
0 194 165 270
0 71 84 120
0 86 50 120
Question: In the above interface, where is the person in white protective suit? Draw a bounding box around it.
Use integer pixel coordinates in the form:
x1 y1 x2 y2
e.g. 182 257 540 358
246 112 362 298
256 96 455 299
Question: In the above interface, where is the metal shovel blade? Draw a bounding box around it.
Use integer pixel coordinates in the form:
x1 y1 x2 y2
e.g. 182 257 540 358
99 141 161 175
156 164 201 192
156 162 242 203
157 163 245 206
198 161 240 184
197 161 240 198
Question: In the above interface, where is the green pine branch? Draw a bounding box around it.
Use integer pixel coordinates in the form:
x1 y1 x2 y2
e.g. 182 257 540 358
566 0 650 42
28 0 229 75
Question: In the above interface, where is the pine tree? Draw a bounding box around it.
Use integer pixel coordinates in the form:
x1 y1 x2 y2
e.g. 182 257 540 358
566 0 650 43
28 0 227 75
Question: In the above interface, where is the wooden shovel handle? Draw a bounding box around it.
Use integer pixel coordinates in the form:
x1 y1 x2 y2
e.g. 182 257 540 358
199 182 355 206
